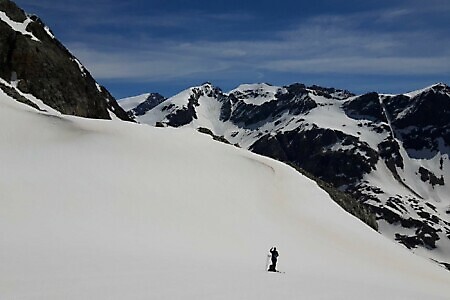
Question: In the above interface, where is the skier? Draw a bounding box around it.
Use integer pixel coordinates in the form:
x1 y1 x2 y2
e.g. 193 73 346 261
268 247 279 272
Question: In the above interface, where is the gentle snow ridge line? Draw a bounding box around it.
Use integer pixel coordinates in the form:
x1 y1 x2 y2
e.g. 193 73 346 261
404 83 447 98
118 93 152 111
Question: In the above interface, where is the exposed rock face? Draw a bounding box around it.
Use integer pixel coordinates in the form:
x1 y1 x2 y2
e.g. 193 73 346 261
131 93 166 117
251 127 379 187
343 92 387 123
165 88 202 127
228 84 318 129
0 0 131 120
383 85 450 158
120 81 450 269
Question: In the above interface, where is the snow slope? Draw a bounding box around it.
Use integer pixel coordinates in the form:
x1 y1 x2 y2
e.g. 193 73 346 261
1 92 450 299
122 83 450 267
119 93 152 111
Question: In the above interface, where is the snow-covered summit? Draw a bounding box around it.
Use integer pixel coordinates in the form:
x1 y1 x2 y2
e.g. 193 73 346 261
119 93 153 111
404 82 450 98
119 92 167 118
229 83 285 105
230 82 276 93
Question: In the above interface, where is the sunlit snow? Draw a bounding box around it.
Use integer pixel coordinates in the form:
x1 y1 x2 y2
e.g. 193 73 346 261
1 86 450 299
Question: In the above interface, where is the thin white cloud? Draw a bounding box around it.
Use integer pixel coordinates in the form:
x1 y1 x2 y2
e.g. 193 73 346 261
63 6 450 84
260 57 450 75
16 0 115 15
70 45 233 81
377 8 414 21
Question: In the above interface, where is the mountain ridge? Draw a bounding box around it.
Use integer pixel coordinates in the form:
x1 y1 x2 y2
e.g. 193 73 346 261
119 81 450 269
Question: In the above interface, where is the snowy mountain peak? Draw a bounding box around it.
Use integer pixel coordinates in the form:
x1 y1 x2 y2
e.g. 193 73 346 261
428 82 450 95
120 93 167 118
306 84 355 100
404 82 450 98
200 81 214 88
431 82 448 89
230 82 278 93
169 82 222 101
229 83 284 106
197 82 222 96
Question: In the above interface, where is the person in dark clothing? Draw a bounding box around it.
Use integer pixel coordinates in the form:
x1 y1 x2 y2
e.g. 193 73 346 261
268 247 279 272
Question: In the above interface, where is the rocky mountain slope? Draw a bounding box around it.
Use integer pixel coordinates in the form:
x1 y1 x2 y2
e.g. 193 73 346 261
119 82 450 268
0 0 131 120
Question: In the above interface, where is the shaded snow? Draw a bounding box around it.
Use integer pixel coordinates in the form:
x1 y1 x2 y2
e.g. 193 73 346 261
119 93 152 112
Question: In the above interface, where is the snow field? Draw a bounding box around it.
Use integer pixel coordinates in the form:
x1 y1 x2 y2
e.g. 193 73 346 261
1 93 450 299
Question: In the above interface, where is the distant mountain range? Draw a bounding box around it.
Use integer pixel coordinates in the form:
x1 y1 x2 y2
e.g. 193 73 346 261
120 82 450 269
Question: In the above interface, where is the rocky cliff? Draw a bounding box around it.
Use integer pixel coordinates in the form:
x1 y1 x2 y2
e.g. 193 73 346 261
0 0 131 120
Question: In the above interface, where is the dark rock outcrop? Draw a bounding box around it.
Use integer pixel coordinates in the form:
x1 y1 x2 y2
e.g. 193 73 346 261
166 88 202 127
343 92 387 123
382 85 450 158
131 93 167 117
250 128 378 187
0 0 131 121
229 85 318 129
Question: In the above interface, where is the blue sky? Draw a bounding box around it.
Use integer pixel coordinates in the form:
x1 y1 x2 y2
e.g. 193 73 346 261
14 0 450 98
